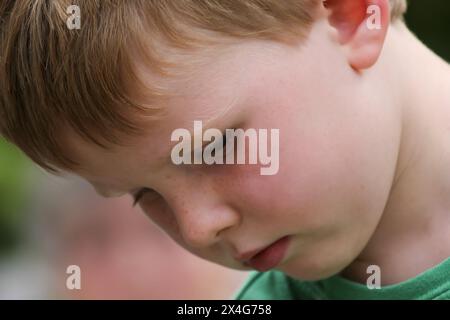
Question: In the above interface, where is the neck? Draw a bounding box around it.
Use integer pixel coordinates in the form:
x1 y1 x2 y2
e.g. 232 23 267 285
342 22 450 285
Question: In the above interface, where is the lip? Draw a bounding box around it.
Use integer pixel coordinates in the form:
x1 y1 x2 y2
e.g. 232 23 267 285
236 236 291 272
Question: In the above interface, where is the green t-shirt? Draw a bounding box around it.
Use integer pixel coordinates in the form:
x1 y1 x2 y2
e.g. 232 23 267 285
235 257 450 300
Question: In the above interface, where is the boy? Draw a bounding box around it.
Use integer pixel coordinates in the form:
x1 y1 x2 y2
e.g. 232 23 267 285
1 0 449 299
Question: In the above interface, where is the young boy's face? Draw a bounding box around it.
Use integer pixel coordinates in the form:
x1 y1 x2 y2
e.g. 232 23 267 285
69 20 400 280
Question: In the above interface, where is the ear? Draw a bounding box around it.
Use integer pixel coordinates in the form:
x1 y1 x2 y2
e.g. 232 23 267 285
324 0 390 70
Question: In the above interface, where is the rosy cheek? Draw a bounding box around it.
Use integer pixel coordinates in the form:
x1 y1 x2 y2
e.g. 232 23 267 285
140 200 180 237
223 154 318 222
222 165 282 212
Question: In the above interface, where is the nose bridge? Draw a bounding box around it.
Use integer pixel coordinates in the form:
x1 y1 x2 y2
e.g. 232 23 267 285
167 173 238 248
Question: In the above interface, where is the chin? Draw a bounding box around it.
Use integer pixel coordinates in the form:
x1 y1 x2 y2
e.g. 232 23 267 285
208 258 253 272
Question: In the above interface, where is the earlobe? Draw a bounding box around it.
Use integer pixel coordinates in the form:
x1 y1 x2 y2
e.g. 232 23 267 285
325 0 390 70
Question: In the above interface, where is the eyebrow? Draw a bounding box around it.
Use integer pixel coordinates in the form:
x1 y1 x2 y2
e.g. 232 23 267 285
189 128 226 160
170 95 241 157
93 98 240 204
202 95 240 127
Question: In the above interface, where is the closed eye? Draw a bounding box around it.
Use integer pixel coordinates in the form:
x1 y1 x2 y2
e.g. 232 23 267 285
132 188 155 207
210 134 228 154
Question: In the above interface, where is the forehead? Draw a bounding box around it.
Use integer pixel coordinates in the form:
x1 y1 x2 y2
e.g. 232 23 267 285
65 39 296 186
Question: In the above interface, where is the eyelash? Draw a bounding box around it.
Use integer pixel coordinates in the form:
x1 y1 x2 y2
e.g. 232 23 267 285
222 134 230 149
132 188 154 207
133 133 231 206
218 134 228 150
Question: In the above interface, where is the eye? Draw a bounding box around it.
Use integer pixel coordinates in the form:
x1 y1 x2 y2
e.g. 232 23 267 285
222 133 228 148
216 134 228 151
132 188 156 207
223 132 237 155
211 134 229 156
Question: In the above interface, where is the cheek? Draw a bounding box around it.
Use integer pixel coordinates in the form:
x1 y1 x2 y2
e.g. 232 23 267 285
139 196 227 264
216 126 381 237
139 199 181 242
217 161 320 232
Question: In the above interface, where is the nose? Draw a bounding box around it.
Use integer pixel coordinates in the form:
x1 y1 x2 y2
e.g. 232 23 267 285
172 197 240 249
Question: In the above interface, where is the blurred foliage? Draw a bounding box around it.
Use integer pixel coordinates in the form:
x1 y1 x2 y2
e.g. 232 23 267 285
404 0 450 62
0 139 31 255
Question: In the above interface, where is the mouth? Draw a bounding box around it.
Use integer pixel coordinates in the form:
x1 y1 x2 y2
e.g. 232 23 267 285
235 236 291 272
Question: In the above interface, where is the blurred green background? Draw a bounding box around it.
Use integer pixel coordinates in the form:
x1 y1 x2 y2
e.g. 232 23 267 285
0 139 30 256
0 0 449 256
405 0 450 62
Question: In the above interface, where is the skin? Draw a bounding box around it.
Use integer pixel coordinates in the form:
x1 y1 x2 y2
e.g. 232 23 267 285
66 1 450 285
